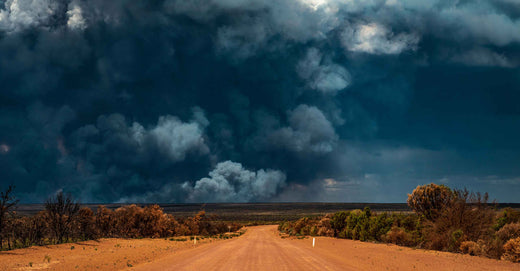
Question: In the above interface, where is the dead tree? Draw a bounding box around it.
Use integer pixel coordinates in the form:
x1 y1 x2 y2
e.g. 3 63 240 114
0 185 18 250
45 191 80 244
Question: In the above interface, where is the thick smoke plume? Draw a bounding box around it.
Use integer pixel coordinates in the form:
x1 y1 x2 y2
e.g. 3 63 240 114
183 161 286 202
0 0 519 202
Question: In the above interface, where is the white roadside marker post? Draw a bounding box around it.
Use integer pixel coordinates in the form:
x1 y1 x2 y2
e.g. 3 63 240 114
312 238 315 248
194 236 197 245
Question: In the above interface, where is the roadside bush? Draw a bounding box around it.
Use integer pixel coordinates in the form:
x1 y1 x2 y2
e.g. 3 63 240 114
316 215 334 237
293 217 314 236
460 241 482 256
344 209 369 240
173 221 190 236
407 183 453 221
494 208 520 231
0 188 242 251
113 205 142 238
421 189 495 252
501 237 520 262
138 205 172 238
367 213 394 242
330 212 348 237
12 214 48 248
278 184 515 262
481 238 505 259
95 205 115 237
279 208 420 245
497 223 520 242
385 226 413 246
77 208 97 240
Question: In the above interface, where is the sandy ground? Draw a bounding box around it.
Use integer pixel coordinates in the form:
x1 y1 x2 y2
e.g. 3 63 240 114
0 236 223 271
1 226 519 270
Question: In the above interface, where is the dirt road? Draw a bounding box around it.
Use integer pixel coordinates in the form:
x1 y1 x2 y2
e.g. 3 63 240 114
132 225 518 271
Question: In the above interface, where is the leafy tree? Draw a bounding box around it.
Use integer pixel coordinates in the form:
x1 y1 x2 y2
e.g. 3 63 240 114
0 185 18 250
407 183 454 221
45 191 80 244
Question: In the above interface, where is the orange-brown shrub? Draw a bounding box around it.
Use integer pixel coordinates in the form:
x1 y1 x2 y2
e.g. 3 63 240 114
293 217 315 236
480 238 505 259
183 212 202 235
77 207 97 240
385 226 413 246
110 204 174 238
501 237 520 262
497 223 520 242
316 215 334 237
1 186 242 251
174 222 190 236
140 205 174 237
460 241 482 256
95 205 115 237
422 189 495 252
407 183 453 221
113 204 142 238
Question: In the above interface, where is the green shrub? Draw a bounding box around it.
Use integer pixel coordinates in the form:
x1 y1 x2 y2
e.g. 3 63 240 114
494 208 520 230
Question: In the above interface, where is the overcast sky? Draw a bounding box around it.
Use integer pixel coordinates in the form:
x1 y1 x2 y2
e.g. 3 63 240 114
0 0 519 203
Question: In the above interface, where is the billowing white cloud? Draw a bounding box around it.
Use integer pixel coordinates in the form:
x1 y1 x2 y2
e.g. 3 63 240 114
74 107 209 164
167 0 340 58
0 0 57 32
149 114 209 162
297 48 351 95
183 160 286 202
66 3 87 30
341 23 419 55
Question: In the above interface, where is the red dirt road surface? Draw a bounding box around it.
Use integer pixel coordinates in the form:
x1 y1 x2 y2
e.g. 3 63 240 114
132 225 518 271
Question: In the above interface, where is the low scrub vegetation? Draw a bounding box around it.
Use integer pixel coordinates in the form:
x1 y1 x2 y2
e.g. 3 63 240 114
0 186 241 251
279 183 520 262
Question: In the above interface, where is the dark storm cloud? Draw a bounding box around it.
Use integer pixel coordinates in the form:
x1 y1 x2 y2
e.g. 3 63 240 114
1 0 519 202
252 104 338 154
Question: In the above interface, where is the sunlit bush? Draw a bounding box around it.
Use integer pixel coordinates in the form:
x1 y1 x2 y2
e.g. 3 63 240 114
407 183 453 221
384 226 413 246
502 237 520 262
497 223 520 242
460 241 482 256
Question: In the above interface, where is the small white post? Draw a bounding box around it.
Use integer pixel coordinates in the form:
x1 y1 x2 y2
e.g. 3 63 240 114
194 236 197 245
312 238 315 248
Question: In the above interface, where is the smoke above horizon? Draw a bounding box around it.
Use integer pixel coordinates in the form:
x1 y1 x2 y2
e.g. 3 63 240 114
1 0 520 203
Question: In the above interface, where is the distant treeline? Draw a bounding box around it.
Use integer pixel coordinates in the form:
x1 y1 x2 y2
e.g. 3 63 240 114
0 187 240 251
12 202 415 220
279 184 520 262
